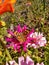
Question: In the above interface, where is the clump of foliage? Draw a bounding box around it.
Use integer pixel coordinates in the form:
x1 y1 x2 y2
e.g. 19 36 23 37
0 0 49 65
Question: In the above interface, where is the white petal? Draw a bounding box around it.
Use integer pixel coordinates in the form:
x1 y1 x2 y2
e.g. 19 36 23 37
36 63 40 65
6 62 9 65
30 33 33 37
40 62 44 65
9 60 16 65
32 44 37 48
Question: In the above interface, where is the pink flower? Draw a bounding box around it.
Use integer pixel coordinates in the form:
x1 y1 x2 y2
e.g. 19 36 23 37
36 62 44 65
18 56 34 65
27 32 47 48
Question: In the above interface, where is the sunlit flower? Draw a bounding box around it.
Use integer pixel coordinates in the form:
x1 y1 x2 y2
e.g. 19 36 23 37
0 0 16 14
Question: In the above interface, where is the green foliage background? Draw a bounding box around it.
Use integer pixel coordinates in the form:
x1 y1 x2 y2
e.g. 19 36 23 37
0 0 49 65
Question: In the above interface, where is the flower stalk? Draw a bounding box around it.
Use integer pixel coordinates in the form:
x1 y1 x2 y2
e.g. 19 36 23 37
0 38 12 60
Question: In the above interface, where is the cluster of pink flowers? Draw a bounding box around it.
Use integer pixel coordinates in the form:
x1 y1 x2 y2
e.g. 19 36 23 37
27 32 47 48
6 56 44 65
5 25 47 52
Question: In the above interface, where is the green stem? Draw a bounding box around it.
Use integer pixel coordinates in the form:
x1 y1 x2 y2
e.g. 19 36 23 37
43 0 45 11
44 52 47 65
6 49 12 60
43 0 46 19
0 39 12 60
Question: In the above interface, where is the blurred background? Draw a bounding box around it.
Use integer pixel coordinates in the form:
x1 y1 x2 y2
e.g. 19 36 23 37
0 0 49 65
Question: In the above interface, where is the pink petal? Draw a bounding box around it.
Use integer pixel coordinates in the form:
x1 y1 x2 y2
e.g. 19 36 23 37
18 56 26 65
23 47 27 52
16 25 22 33
22 25 27 32
7 30 14 36
26 56 34 65
5 37 12 42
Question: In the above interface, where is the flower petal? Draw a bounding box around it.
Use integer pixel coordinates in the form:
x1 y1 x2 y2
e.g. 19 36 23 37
16 25 22 33
18 56 26 65
26 56 34 65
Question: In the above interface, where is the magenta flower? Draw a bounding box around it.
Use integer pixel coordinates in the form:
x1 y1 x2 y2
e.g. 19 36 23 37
5 25 29 52
27 32 47 48
18 56 34 65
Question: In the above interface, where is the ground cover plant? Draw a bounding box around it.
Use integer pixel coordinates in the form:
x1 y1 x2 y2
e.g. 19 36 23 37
0 0 49 65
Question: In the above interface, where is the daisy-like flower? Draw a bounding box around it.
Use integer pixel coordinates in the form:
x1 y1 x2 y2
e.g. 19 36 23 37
27 32 47 48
